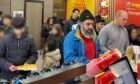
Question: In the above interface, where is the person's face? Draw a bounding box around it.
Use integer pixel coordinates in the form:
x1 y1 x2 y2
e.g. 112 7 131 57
14 27 25 38
116 12 128 26
131 29 138 40
81 19 94 34
3 18 12 27
72 11 79 19
96 22 105 31
49 19 53 25
50 27 58 35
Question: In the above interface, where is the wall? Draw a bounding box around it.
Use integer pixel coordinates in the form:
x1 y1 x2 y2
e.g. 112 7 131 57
0 0 53 23
66 0 95 19
11 0 24 16
95 0 115 23
44 0 53 23
0 0 11 15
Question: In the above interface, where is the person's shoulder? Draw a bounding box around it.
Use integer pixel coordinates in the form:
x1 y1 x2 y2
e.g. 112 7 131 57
65 30 76 39
0 34 11 44
26 33 34 40
100 24 110 33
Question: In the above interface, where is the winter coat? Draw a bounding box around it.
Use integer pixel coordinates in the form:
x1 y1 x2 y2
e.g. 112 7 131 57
43 49 61 69
0 32 38 80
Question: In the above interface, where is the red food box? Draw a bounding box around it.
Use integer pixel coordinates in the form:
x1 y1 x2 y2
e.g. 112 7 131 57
138 63 140 80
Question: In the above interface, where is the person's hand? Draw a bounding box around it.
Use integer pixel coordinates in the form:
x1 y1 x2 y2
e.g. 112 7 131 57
9 65 17 72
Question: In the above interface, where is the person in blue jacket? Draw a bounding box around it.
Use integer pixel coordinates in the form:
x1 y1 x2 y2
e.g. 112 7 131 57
63 9 100 64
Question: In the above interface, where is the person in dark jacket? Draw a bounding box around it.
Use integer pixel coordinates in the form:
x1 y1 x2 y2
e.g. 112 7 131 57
63 8 80 35
94 15 105 35
47 24 64 65
0 10 3 26
2 15 13 34
0 17 38 80
41 17 54 40
127 24 140 46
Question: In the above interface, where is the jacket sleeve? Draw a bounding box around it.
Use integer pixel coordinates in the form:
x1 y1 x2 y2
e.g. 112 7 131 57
63 34 90 64
26 38 38 64
0 40 13 71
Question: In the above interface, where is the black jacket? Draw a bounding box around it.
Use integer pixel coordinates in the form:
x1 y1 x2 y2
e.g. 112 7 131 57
0 32 38 80
63 18 78 35
41 26 50 39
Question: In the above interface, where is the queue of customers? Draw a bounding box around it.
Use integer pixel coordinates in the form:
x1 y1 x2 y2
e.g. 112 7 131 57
0 8 139 81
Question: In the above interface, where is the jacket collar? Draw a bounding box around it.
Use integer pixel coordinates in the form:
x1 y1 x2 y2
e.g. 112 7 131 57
10 31 28 40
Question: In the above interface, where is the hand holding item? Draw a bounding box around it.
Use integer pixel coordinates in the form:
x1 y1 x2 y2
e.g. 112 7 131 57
86 48 122 77
16 64 37 71
9 65 17 72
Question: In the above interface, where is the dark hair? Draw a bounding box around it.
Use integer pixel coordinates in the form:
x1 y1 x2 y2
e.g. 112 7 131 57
95 15 105 23
127 24 138 42
0 10 3 16
46 39 57 52
12 17 25 29
73 8 80 13
46 17 53 25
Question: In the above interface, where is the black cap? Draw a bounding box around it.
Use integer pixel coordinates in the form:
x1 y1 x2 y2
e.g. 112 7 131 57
12 17 25 29
79 9 95 22
95 15 105 23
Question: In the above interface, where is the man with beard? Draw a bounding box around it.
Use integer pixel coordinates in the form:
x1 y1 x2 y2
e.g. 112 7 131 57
63 8 80 35
0 17 38 80
63 9 100 64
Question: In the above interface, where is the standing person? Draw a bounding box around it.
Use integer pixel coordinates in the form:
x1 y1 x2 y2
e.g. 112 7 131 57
63 9 100 64
99 10 129 54
0 17 38 80
2 15 13 34
41 17 54 53
0 10 3 26
127 24 140 46
48 24 64 65
94 15 105 35
41 17 54 40
63 8 80 35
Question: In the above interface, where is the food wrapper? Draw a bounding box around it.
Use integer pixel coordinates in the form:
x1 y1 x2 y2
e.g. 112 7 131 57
86 48 122 77
17 64 37 71
95 70 116 84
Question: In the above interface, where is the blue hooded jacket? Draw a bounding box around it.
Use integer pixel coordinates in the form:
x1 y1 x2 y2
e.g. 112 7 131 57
63 25 100 64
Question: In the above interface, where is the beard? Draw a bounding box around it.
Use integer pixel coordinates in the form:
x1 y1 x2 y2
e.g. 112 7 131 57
80 26 94 38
